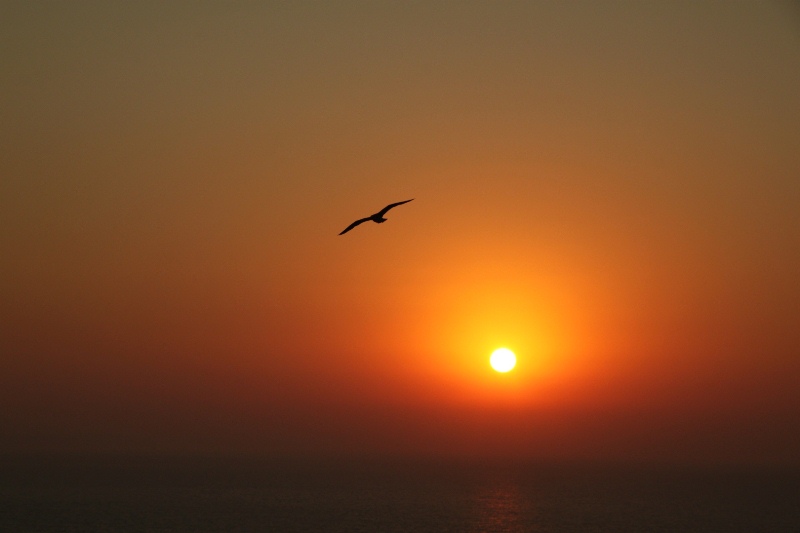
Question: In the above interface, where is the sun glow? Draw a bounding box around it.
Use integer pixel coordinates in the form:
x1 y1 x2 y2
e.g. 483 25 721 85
490 348 516 373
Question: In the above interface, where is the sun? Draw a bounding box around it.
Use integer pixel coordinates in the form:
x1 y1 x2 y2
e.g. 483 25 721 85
490 348 516 373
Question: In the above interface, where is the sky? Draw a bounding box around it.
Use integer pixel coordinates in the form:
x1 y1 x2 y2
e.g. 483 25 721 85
2 1 799 465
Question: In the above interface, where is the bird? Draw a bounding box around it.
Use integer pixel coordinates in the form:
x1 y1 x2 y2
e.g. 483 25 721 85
339 199 414 235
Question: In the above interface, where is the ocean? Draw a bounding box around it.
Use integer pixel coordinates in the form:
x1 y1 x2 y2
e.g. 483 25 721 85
1 456 798 532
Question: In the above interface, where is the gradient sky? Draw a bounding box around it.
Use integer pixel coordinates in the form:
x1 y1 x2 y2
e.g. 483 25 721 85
2 1 799 465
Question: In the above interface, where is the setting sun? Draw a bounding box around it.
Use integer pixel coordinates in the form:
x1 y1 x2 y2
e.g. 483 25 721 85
490 348 516 373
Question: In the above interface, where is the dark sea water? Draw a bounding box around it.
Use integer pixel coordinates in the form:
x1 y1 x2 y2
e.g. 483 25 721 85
1 456 798 532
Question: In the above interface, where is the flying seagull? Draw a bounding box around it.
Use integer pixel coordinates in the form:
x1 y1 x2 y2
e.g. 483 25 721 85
339 199 414 235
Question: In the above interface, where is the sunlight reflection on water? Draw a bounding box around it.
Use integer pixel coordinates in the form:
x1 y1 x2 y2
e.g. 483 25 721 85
470 475 532 533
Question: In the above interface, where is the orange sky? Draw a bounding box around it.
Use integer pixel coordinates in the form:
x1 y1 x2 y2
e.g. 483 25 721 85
1 1 799 465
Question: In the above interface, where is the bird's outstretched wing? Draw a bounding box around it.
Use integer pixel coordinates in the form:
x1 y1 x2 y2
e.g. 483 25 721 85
339 217 371 235
377 198 414 217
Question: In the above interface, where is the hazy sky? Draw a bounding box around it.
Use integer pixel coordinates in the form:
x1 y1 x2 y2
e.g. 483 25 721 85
2 1 799 465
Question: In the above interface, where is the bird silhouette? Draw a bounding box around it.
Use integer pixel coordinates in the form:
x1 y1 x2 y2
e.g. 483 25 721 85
339 199 414 235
